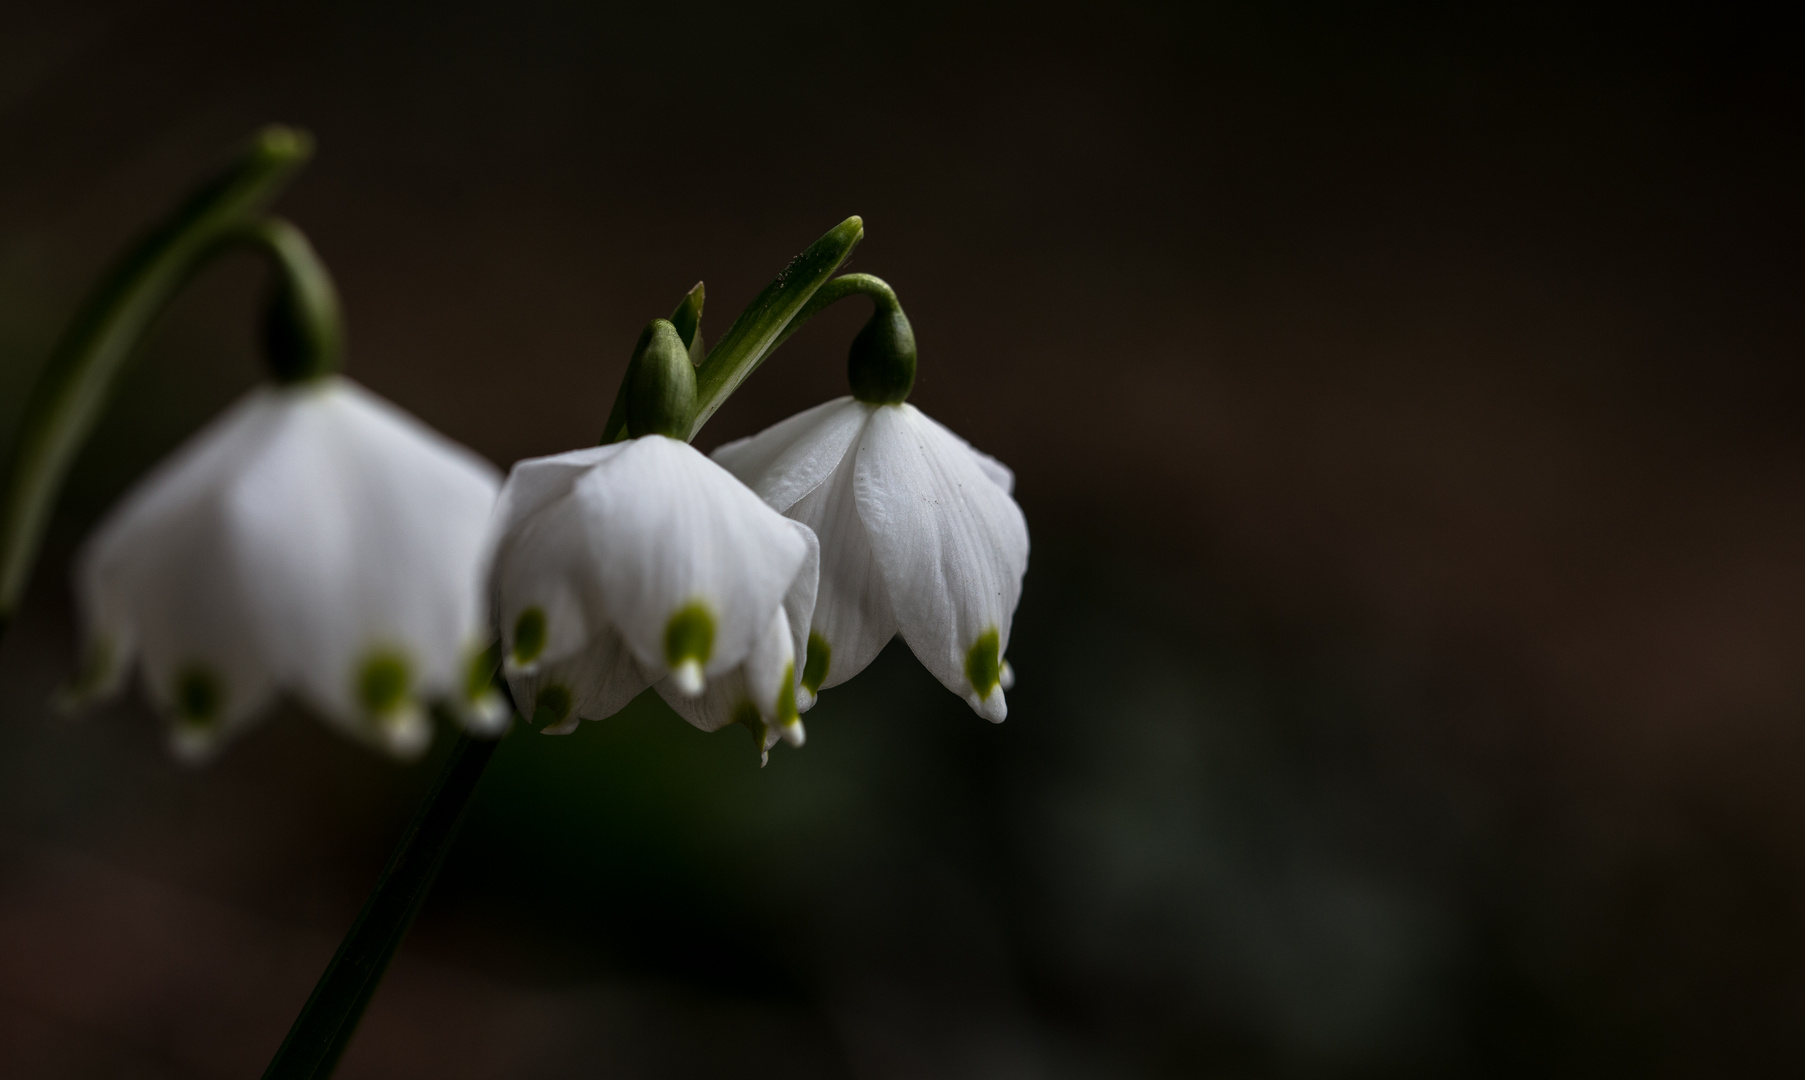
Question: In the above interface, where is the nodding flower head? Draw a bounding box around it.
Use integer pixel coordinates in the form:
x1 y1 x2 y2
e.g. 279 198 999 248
713 395 1026 721
491 432 818 762
66 376 504 761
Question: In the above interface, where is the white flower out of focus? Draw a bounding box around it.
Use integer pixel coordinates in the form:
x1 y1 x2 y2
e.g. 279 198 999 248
713 396 1028 720
67 376 505 761
491 434 819 763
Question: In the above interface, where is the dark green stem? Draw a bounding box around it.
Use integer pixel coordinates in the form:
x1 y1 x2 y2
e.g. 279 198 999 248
263 728 502 1079
235 217 345 384
0 126 314 633
764 272 899 355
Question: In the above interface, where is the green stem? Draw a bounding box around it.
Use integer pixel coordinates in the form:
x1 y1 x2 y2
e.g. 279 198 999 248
262 728 502 1080
764 272 899 356
231 217 345 383
689 217 863 438
0 126 313 630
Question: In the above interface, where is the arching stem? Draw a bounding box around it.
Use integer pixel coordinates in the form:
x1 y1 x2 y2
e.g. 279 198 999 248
0 127 314 634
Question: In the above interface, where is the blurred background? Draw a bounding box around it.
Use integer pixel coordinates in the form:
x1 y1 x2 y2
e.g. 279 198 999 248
2 2 1804 1076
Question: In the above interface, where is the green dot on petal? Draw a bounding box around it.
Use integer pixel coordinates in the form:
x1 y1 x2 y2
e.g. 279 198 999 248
802 632 830 696
357 649 413 716
533 684 573 726
512 607 547 665
965 628 1001 700
664 602 715 668
174 664 224 727
775 661 799 724
465 644 498 702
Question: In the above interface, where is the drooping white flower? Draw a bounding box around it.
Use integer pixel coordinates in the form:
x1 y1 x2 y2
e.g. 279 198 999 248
490 434 818 760
712 396 1028 721
68 376 505 761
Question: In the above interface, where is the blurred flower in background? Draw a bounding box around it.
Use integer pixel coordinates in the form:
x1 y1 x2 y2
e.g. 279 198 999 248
66 375 502 761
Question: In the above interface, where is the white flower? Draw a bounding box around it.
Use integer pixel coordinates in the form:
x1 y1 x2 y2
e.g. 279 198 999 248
490 434 818 762
67 376 505 761
712 396 1028 721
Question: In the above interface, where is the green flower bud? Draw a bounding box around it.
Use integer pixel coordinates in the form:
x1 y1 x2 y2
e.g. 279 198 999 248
625 318 697 439
847 298 916 405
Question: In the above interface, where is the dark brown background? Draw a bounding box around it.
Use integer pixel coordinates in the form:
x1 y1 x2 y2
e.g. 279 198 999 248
2 2 1804 1076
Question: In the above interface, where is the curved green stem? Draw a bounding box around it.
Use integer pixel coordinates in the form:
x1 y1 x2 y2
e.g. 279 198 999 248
765 272 899 355
688 216 863 438
228 217 345 384
0 126 313 627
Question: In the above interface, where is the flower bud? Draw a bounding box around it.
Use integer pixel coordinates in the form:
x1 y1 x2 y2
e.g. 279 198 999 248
847 300 916 405
625 318 697 439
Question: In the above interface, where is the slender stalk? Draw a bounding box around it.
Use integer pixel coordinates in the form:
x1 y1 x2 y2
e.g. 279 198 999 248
263 728 502 1079
0 127 312 630
764 272 899 356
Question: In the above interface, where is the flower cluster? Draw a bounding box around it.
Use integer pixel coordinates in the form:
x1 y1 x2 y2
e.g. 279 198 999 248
64 235 1027 766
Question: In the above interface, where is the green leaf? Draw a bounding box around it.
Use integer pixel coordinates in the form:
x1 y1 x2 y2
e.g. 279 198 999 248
688 215 863 438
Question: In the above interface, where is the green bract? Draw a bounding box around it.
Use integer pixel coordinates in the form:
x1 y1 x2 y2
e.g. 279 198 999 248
625 319 697 439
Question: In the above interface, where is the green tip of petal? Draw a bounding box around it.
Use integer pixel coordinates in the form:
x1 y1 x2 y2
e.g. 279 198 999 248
965 628 1002 700
664 602 716 669
775 661 799 725
174 664 224 728
511 608 547 667
464 643 501 703
356 649 413 717
532 684 574 727
732 699 770 766
802 632 831 696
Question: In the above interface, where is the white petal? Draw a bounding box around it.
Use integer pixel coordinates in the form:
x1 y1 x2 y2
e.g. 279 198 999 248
492 491 601 673
853 404 1029 722
226 379 501 746
578 436 807 683
779 519 820 690
710 396 869 512
506 625 650 734
72 389 290 754
128 502 278 760
658 605 795 729
924 421 1015 494
488 444 629 552
743 605 799 724
655 669 748 733
786 448 896 699
970 449 1015 494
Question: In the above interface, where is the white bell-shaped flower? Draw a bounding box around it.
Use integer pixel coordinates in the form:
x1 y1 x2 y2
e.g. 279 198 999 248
713 396 1028 721
68 376 505 761
490 434 818 759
